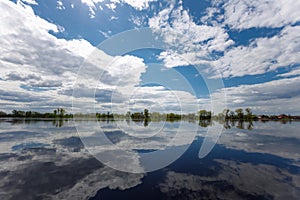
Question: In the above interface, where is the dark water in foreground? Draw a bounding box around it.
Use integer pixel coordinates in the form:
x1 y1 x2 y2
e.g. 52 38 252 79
0 119 299 200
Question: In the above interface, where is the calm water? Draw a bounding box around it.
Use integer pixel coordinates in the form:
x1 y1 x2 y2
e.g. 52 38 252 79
0 119 299 200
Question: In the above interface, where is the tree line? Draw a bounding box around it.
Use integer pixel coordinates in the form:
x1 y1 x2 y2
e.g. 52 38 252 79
1 107 298 122
0 108 72 118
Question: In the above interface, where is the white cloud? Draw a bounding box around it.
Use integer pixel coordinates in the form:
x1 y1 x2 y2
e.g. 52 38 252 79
212 25 300 78
20 0 38 5
149 4 231 50
80 0 156 17
149 1 300 81
104 55 147 86
211 76 300 114
71 53 151 113
70 43 203 114
64 38 97 58
92 85 200 115
148 2 234 68
200 0 300 80
219 0 300 30
0 1 114 112
56 0 65 10
157 51 190 68
80 0 105 18
129 15 146 27
122 0 157 10
80 0 105 9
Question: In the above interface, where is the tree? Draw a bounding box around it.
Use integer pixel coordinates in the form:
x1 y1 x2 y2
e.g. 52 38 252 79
186 113 196 120
229 111 235 119
150 112 164 121
56 108 66 118
223 109 230 119
12 110 18 117
25 111 32 117
236 120 244 129
60 108 66 116
144 109 149 119
206 111 212 119
245 108 251 115
245 108 253 120
235 108 244 120
126 111 131 119
166 113 181 121
11 110 25 117
0 111 7 117
198 110 207 120
131 112 141 120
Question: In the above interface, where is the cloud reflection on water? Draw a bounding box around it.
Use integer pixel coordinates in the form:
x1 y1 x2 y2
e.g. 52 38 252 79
0 119 299 199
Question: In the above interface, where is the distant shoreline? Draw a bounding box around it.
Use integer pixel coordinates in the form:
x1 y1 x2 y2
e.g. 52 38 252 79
1 108 300 122
1 117 299 122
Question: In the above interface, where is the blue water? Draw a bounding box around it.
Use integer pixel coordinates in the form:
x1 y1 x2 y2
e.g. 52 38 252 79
0 119 299 200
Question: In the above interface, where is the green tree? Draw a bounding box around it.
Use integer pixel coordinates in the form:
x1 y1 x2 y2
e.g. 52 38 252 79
198 110 212 120
0 111 7 117
56 108 66 118
206 111 212 119
223 109 230 119
235 108 244 120
245 107 253 120
12 110 18 117
126 111 131 119
25 111 32 117
229 111 235 119
144 109 149 119
198 110 207 120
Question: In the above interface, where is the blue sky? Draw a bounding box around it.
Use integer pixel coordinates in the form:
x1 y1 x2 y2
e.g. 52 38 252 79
0 0 300 114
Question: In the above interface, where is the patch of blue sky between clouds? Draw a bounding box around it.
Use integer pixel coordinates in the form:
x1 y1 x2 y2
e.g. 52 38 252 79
125 49 210 98
24 0 168 46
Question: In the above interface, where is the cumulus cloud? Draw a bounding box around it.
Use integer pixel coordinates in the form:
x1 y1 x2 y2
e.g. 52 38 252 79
148 0 300 81
212 25 300 78
102 55 147 86
92 84 199 115
122 0 157 10
0 1 95 111
0 0 162 113
149 2 234 68
3 72 41 81
157 51 190 68
0 1 105 112
80 0 157 18
211 76 300 114
206 0 300 30
20 0 38 5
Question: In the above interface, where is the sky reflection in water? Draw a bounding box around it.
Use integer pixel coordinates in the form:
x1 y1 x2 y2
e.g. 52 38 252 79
0 119 299 200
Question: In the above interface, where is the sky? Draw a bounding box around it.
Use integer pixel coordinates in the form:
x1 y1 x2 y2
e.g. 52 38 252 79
0 0 299 115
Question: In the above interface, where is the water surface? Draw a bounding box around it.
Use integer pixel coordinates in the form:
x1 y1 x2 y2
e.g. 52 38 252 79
0 119 299 199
